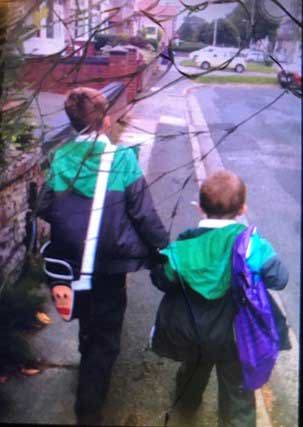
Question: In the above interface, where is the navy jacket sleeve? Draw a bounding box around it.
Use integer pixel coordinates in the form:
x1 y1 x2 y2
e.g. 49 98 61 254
125 174 169 251
150 263 177 293
260 256 289 290
36 182 55 223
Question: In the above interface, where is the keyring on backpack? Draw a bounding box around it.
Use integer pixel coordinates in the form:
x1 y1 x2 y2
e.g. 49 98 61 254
40 241 78 322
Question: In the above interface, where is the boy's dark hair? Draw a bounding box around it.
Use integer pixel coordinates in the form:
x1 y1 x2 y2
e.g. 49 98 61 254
199 170 246 218
64 87 108 132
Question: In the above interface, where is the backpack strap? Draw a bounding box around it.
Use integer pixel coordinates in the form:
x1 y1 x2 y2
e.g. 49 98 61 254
71 142 117 291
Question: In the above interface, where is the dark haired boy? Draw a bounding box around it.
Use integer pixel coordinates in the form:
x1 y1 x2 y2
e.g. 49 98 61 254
38 87 169 424
150 170 289 427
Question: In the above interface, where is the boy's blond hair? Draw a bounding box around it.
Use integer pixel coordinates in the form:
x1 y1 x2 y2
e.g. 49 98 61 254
64 87 108 132
199 170 246 219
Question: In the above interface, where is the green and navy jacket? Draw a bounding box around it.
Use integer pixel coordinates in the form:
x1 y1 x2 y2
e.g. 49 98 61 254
150 219 289 362
38 133 169 276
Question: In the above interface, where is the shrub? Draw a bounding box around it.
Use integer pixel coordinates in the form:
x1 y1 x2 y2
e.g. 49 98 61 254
0 266 46 376
94 33 159 52
172 40 206 52
0 9 38 167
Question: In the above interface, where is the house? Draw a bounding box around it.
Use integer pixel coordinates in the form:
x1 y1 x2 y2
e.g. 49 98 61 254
273 0 302 63
135 0 178 46
106 0 136 35
17 0 159 103
22 0 66 56
21 0 136 57
274 17 301 63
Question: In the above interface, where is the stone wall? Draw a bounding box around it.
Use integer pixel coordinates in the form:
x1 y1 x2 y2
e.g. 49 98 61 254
0 147 47 286
21 46 158 103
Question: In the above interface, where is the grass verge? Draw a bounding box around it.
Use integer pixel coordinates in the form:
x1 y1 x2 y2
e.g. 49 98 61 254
180 59 198 67
193 75 278 85
180 60 277 75
246 63 276 73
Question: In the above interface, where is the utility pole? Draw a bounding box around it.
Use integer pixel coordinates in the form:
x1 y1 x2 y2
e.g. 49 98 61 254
250 0 256 48
88 0 92 35
213 19 218 46
292 0 301 61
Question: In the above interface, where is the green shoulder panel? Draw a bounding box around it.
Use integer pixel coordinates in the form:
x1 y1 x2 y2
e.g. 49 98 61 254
161 224 246 300
108 145 142 192
47 140 142 197
47 139 105 197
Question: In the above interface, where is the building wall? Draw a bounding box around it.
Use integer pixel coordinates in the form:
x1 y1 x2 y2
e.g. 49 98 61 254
135 2 177 45
23 0 66 56
21 47 156 99
22 0 114 56
139 14 176 45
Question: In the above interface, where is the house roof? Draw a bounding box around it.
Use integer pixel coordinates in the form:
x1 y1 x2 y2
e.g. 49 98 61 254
137 1 177 17
150 4 177 17
136 0 160 12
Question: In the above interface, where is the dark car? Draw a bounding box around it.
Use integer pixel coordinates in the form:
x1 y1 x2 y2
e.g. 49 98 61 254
277 58 302 89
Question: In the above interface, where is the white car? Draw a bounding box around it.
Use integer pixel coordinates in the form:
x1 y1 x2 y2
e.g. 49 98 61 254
189 46 234 61
190 46 246 73
246 50 273 66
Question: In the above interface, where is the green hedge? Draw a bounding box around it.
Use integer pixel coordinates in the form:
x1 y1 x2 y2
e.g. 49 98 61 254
172 40 206 52
95 33 159 51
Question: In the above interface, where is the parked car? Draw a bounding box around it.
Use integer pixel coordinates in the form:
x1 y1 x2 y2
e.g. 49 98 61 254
277 58 302 89
240 48 250 57
246 50 273 66
189 46 246 73
189 46 213 60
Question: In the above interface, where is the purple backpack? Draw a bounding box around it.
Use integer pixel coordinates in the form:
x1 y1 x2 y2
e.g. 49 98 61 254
231 225 280 390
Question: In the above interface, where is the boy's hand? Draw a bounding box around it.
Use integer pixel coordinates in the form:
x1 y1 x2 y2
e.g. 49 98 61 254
150 263 176 293
148 249 167 268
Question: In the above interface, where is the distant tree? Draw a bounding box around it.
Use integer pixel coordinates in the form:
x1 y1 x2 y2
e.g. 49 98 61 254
178 21 193 41
197 19 240 47
178 16 207 42
216 19 241 47
225 0 279 47
198 21 213 45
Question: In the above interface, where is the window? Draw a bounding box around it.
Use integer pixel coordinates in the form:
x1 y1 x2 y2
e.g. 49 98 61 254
146 27 157 35
72 1 89 38
46 0 54 38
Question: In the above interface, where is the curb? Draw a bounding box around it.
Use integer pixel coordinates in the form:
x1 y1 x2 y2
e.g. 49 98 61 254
184 84 298 427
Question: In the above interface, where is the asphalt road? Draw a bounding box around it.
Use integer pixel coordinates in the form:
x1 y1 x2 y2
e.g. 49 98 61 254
192 85 301 337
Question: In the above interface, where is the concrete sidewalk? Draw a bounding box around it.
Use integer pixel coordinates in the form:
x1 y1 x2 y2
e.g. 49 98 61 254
0 67 295 426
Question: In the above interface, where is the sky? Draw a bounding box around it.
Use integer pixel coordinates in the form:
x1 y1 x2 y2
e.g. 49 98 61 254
262 0 293 18
168 1 238 27
164 0 296 27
